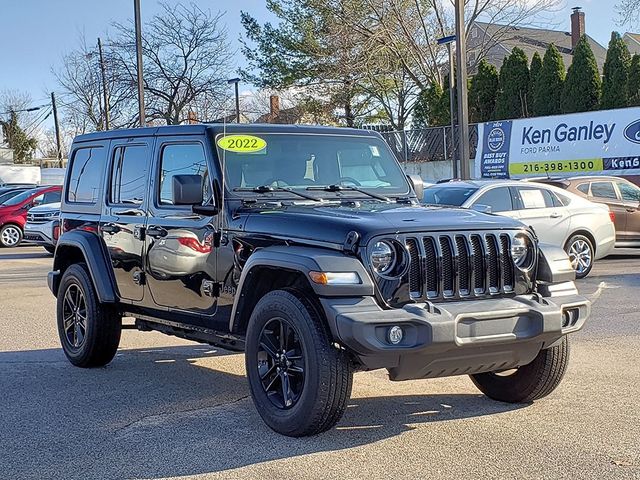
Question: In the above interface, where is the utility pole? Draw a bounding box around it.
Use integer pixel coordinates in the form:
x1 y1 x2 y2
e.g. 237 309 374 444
134 0 146 127
97 37 110 130
454 0 471 179
50 92 63 167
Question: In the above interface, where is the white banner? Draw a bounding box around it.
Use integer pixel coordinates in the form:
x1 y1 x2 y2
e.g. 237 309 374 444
474 107 640 179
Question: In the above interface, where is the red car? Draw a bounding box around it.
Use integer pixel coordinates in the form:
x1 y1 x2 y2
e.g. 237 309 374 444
0 185 62 247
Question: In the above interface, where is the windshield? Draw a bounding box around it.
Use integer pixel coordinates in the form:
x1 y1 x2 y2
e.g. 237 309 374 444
1 188 40 206
217 133 410 197
423 186 478 206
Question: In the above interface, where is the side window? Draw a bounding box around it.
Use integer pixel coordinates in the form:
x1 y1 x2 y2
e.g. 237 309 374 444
158 143 209 206
32 194 44 206
67 147 105 203
475 187 513 212
516 187 554 209
43 190 61 204
552 191 571 206
617 182 640 202
576 183 589 195
590 181 617 200
110 145 149 205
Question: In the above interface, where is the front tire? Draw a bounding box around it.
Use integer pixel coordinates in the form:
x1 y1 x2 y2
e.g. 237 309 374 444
565 234 594 279
245 289 353 437
470 336 570 403
56 263 122 367
0 224 22 247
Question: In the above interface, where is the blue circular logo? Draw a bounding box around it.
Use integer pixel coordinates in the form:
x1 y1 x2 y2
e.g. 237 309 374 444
487 127 505 152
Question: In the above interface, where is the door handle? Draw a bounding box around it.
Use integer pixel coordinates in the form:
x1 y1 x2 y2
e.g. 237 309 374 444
550 213 562 218
101 223 120 234
146 226 168 239
626 208 636 213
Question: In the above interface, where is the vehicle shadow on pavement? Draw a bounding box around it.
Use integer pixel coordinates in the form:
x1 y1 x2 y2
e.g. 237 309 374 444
0 251 51 260
0 345 524 480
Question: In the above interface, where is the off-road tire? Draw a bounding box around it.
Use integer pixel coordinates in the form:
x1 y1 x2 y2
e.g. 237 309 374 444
565 234 594 279
245 289 353 437
0 224 23 247
56 263 121 367
470 336 570 403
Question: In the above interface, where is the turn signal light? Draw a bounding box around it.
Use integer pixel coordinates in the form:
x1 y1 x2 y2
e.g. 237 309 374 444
309 271 361 285
53 225 60 241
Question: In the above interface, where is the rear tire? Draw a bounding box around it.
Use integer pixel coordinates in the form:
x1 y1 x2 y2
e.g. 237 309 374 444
470 336 570 403
56 263 121 367
0 224 22 247
565 234 594 279
245 289 353 437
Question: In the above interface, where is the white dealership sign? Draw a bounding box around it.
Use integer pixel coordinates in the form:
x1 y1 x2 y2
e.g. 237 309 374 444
474 106 640 178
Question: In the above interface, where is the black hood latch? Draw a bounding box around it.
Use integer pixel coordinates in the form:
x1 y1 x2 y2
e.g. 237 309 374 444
343 231 360 255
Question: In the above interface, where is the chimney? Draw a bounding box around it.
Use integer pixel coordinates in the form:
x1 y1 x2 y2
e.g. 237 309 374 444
571 6 585 49
269 95 280 122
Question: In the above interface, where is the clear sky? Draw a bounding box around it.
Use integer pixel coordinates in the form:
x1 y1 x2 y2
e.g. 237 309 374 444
0 0 627 128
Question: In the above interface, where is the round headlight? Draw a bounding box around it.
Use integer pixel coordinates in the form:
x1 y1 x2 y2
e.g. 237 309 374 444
370 241 396 274
511 234 531 268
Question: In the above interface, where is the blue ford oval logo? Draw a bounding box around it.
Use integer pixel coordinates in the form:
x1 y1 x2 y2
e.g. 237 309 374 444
624 119 640 144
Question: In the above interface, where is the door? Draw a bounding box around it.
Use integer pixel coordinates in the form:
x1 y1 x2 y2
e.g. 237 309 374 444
615 180 640 241
513 186 569 245
101 140 152 302
145 138 219 317
589 181 627 241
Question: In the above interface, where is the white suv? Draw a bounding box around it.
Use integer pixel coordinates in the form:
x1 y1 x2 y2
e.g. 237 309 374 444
24 202 61 254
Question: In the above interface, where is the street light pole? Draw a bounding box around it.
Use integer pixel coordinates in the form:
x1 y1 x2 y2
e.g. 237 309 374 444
227 78 241 123
97 37 110 130
134 0 146 127
454 0 471 179
50 92 63 167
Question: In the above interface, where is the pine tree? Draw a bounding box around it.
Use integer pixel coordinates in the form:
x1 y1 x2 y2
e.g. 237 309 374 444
629 54 640 106
532 44 566 117
495 47 530 119
469 59 499 122
562 35 601 113
601 32 632 110
530 52 543 88
0 112 37 163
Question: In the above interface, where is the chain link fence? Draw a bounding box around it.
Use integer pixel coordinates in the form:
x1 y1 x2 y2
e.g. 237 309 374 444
377 125 479 163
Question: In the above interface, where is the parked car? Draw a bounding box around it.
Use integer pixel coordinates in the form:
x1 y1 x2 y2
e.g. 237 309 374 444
23 202 61 254
0 186 33 205
0 186 62 247
530 176 640 248
423 180 615 278
49 124 590 437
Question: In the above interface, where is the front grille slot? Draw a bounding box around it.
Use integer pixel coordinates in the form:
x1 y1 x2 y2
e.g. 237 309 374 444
398 231 519 302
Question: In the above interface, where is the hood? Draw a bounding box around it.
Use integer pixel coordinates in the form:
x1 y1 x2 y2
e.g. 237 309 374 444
241 201 527 246
29 202 61 213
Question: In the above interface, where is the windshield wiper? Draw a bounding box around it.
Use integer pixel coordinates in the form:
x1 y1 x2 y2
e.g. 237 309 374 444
234 185 322 202
307 184 390 202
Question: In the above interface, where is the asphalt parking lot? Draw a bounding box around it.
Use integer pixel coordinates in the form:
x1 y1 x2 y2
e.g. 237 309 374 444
0 246 639 480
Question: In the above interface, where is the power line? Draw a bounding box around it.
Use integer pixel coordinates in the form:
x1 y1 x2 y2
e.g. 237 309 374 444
0 103 51 117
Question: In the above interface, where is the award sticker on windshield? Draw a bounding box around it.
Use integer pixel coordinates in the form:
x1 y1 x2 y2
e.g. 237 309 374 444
217 135 267 153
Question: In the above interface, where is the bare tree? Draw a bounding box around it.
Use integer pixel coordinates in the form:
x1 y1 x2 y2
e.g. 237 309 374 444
110 2 233 125
616 0 640 27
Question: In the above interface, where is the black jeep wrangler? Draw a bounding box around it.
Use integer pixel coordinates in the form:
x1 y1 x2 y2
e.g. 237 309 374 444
49 124 589 437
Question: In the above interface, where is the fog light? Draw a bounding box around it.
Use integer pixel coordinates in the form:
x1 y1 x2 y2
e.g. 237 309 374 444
388 326 403 345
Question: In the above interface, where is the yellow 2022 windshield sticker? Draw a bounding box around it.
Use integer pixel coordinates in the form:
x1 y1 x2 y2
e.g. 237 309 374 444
217 135 266 153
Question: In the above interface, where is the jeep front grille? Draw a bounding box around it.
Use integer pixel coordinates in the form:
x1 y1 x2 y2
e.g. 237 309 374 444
405 232 515 301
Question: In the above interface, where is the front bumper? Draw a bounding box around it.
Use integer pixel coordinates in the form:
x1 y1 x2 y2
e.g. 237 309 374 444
23 220 57 247
321 290 589 381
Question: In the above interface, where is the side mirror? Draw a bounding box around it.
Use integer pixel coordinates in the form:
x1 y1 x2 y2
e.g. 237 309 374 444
472 203 492 214
172 174 204 205
407 174 424 202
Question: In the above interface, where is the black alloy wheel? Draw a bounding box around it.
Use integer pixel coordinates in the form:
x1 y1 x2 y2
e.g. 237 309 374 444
62 284 88 349
257 317 305 409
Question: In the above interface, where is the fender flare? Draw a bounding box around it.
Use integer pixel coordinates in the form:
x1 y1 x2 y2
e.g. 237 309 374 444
537 242 576 284
49 230 118 303
229 245 374 333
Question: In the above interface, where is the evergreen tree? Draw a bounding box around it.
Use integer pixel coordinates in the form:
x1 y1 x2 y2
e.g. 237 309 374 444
413 80 449 128
495 47 530 119
629 54 640 106
469 59 499 122
530 52 543 88
601 32 632 109
532 44 566 117
0 112 37 163
562 35 601 113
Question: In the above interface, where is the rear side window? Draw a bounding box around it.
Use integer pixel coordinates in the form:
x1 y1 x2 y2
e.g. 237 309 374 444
474 187 513 212
576 183 589 195
158 143 209 206
67 147 105 203
590 182 617 200
110 145 149 205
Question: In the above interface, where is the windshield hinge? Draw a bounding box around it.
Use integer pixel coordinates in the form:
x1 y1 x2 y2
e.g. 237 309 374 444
343 230 360 255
